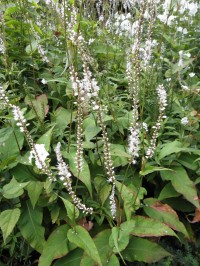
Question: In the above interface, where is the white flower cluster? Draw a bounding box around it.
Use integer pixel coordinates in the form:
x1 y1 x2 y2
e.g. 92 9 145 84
128 124 140 164
12 106 29 132
146 84 167 159
181 117 189 125
0 87 54 180
158 0 199 26
140 39 157 69
55 142 93 214
0 86 10 106
29 144 49 170
98 108 116 218
0 36 5 54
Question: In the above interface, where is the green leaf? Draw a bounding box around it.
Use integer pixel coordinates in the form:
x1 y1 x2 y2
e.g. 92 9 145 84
38 225 70 266
60 196 79 220
110 144 131 158
11 164 36 182
157 140 190 160
37 126 54 151
25 40 38 54
130 215 177 237
81 229 119 266
94 177 111 205
53 107 75 131
143 198 188 237
53 249 83 266
121 237 171 263
0 209 20 242
83 124 101 142
26 181 44 208
0 127 24 160
63 151 92 197
0 127 13 143
67 225 102 266
158 183 181 200
109 221 136 253
115 181 139 220
3 178 29 199
18 201 45 253
161 166 200 209
140 165 172 176
165 58 194 77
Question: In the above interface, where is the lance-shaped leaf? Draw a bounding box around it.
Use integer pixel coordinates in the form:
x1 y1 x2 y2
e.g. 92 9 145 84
130 215 177 238
81 229 119 266
161 166 200 209
115 181 139 220
67 225 102 266
63 151 92 197
0 208 20 242
109 220 136 255
121 237 171 263
38 225 70 266
143 198 189 237
18 201 45 253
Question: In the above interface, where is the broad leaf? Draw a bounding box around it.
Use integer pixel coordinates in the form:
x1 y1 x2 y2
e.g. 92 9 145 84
38 225 70 266
0 208 20 242
121 237 171 263
158 183 181 200
81 229 119 266
83 124 101 142
158 140 186 160
130 215 177 237
109 221 136 253
3 178 29 199
53 249 83 266
94 176 111 205
63 151 92 197
143 198 189 237
161 166 200 208
60 196 79 220
37 126 54 151
18 201 45 253
26 181 44 208
115 181 139 220
140 165 172 176
67 225 102 266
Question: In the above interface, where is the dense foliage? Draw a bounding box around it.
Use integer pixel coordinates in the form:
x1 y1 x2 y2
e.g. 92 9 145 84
0 0 199 265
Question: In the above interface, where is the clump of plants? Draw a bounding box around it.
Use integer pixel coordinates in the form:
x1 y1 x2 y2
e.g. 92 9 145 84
0 0 199 265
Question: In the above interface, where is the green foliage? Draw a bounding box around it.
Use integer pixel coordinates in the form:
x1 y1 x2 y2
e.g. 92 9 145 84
0 0 199 265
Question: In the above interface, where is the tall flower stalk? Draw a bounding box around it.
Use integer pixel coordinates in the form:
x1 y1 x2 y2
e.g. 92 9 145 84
0 87 54 181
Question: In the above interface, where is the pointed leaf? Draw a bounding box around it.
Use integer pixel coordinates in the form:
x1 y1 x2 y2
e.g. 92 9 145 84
109 221 136 253
143 198 188 237
18 201 45 253
0 208 20 242
81 229 117 266
60 196 79 220
26 181 44 208
94 177 111 205
37 126 54 151
130 215 177 237
161 166 200 208
63 151 92 197
115 181 139 220
3 178 29 199
53 249 83 266
158 183 181 201
121 237 171 263
38 225 70 266
67 225 102 266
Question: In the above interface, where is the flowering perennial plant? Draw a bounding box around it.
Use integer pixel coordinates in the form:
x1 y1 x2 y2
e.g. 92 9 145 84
55 142 93 214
